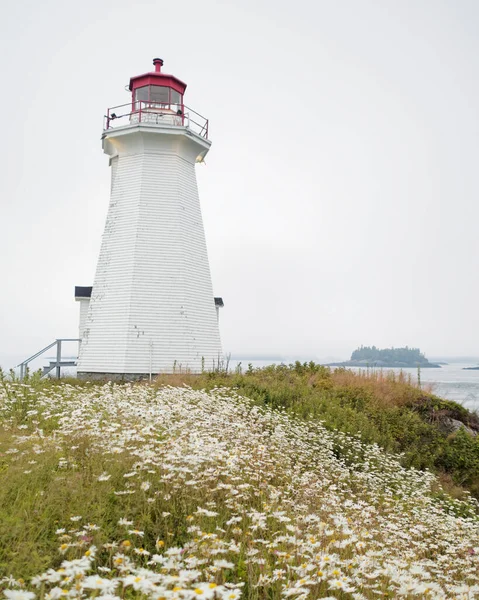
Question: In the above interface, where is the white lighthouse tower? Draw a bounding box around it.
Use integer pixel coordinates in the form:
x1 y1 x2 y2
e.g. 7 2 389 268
76 58 223 379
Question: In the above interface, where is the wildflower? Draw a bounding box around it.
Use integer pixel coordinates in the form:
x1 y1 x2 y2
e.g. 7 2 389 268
128 529 144 537
103 542 118 550
84 546 97 558
328 579 344 590
98 473 111 482
4 592 36 600
45 588 66 600
196 508 219 517
222 591 241 600
213 560 234 569
355 541 366 550
4 379 479 595
123 575 156 593
191 584 215 599
0 577 19 588
282 587 309 597
82 576 118 594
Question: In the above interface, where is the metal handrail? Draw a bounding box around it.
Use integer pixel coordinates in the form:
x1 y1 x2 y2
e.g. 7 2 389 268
17 338 81 380
17 341 57 368
104 101 209 139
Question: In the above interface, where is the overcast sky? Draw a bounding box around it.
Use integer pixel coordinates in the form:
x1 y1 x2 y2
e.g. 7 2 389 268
1 0 478 368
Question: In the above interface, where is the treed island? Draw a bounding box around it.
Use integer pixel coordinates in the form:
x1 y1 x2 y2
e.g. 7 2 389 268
329 345 441 368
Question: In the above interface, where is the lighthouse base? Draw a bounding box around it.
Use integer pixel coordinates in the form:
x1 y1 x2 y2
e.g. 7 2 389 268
77 372 156 382
77 370 214 382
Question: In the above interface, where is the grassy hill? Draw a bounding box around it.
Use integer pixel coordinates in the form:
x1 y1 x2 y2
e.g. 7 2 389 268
156 363 479 496
1 366 479 598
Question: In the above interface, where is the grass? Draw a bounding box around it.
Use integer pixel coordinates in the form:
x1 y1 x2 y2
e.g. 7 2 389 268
153 363 479 497
6 363 479 497
1 366 479 597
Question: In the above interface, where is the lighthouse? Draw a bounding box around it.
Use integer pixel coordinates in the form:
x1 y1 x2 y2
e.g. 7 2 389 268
76 58 223 379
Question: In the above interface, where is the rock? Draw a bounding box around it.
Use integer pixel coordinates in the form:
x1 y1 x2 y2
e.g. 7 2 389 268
438 417 477 437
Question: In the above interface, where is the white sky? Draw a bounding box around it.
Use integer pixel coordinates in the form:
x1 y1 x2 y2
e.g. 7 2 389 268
1 0 479 368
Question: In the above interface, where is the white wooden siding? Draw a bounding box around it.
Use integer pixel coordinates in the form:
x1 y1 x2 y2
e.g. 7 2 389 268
78 298 90 339
77 127 222 374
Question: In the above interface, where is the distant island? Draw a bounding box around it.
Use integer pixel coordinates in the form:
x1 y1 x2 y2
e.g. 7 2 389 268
463 366 479 371
328 346 441 368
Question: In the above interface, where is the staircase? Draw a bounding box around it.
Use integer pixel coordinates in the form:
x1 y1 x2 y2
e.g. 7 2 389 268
42 359 77 378
17 339 80 380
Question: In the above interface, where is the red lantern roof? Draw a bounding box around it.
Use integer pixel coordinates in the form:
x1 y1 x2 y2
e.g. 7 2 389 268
128 58 187 97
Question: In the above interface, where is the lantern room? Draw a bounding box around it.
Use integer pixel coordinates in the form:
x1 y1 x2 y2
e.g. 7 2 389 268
129 58 186 114
105 58 209 139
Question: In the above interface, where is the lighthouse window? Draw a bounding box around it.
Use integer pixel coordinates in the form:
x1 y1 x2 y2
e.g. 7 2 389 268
135 86 149 107
171 90 182 107
134 85 181 109
150 86 170 104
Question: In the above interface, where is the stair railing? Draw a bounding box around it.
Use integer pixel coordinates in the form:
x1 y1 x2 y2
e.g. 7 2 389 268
17 339 81 380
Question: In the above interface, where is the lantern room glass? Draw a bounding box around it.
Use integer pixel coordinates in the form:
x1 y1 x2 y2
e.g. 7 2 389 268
134 86 183 112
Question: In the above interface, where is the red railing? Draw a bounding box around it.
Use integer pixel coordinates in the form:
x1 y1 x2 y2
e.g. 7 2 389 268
104 101 209 139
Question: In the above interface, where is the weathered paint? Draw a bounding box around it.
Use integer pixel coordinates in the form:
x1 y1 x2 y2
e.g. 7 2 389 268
77 119 222 376
77 298 90 340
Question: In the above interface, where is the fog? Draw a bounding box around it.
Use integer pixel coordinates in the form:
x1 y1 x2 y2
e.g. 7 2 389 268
1 0 478 368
